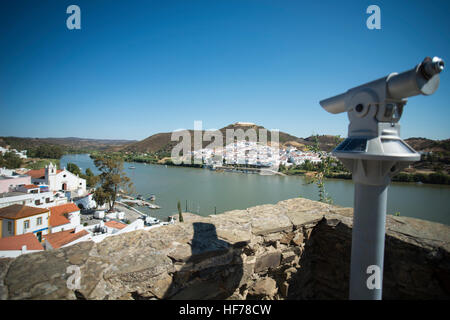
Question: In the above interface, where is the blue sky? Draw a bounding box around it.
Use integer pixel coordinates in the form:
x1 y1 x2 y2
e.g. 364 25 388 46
0 0 449 140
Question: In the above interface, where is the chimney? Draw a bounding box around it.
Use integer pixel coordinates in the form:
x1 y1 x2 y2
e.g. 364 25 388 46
21 245 27 253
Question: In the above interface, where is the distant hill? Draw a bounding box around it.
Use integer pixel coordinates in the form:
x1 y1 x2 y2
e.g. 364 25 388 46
121 123 450 155
2 128 447 156
0 136 136 152
404 137 450 153
120 122 342 154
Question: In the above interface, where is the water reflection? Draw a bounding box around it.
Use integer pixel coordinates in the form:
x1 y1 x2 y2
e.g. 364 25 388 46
61 154 450 225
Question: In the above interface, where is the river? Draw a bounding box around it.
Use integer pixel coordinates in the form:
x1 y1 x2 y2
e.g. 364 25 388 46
60 154 450 225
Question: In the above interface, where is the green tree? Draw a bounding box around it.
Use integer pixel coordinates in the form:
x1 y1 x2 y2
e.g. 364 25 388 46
93 156 133 212
66 162 81 176
93 186 109 208
0 151 23 169
84 168 99 188
29 145 64 159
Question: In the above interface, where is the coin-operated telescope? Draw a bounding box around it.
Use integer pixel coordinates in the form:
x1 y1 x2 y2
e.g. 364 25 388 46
320 56 444 300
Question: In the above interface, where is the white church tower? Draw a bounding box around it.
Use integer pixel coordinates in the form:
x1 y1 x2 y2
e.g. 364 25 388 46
45 162 58 190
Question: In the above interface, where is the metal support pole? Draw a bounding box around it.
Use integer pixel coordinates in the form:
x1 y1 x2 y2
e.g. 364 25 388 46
320 56 444 300
349 183 388 300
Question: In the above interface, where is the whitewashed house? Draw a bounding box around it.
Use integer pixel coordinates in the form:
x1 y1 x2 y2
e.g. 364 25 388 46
48 203 81 233
0 189 68 209
0 204 50 242
43 226 90 250
26 163 86 194
0 233 44 258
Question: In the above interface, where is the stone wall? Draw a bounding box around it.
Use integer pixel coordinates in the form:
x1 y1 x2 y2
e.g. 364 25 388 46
0 198 449 300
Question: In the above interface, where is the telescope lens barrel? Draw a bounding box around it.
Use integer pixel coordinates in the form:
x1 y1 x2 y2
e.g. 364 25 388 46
319 56 444 114
387 56 444 99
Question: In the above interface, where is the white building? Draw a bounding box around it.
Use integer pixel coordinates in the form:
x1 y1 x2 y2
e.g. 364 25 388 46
43 226 89 250
0 147 27 159
0 233 44 258
26 163 86 194
0 204 51 241
73 193 99 210
48 203 81 233
0 188 68 209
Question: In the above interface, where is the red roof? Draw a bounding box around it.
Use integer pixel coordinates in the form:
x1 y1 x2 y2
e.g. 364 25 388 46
0 204 49 220
22 184 39 189
0 233 44 251
44 229 89 249
49 203 80 227
26 168 63 179
105 221 127 230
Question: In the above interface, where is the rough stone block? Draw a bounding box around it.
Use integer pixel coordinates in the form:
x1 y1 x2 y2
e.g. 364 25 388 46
255 251 281 273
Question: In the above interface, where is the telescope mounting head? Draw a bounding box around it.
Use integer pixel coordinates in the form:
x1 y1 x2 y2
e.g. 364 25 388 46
319 56 444 185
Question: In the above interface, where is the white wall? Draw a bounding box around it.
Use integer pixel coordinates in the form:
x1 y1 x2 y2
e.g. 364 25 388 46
53 170 86 193
50 210 80 233
116 219 144 234
0 248 42 258
50 222 72 233
0 191 67 209
15 212 49 236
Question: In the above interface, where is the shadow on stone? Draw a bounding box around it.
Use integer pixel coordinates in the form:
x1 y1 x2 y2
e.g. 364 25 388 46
164 222 244 299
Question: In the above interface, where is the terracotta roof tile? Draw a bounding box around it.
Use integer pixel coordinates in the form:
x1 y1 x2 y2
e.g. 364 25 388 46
105 221 127 230
44 229 89 249
0 233 44 251
0 204 49 220
23 184 39 189
26 168 63 179
49 203 80 227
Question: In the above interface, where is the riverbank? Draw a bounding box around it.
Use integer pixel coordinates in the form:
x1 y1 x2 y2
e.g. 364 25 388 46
89 151 450 186
60 154 450 225
280 167 450 186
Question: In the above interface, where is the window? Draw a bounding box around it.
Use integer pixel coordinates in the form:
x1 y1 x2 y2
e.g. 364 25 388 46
7 221 12 232
79 182 82 185
24 220 30 229
37 217 42 225
35 200 41 205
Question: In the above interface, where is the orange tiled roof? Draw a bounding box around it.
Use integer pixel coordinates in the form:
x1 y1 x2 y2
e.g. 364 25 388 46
22 184 39 189
49 203 80 227
105 221 127 230
44 228 89 249
25 168 63 179
0 233 44 251
0 204 49 220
